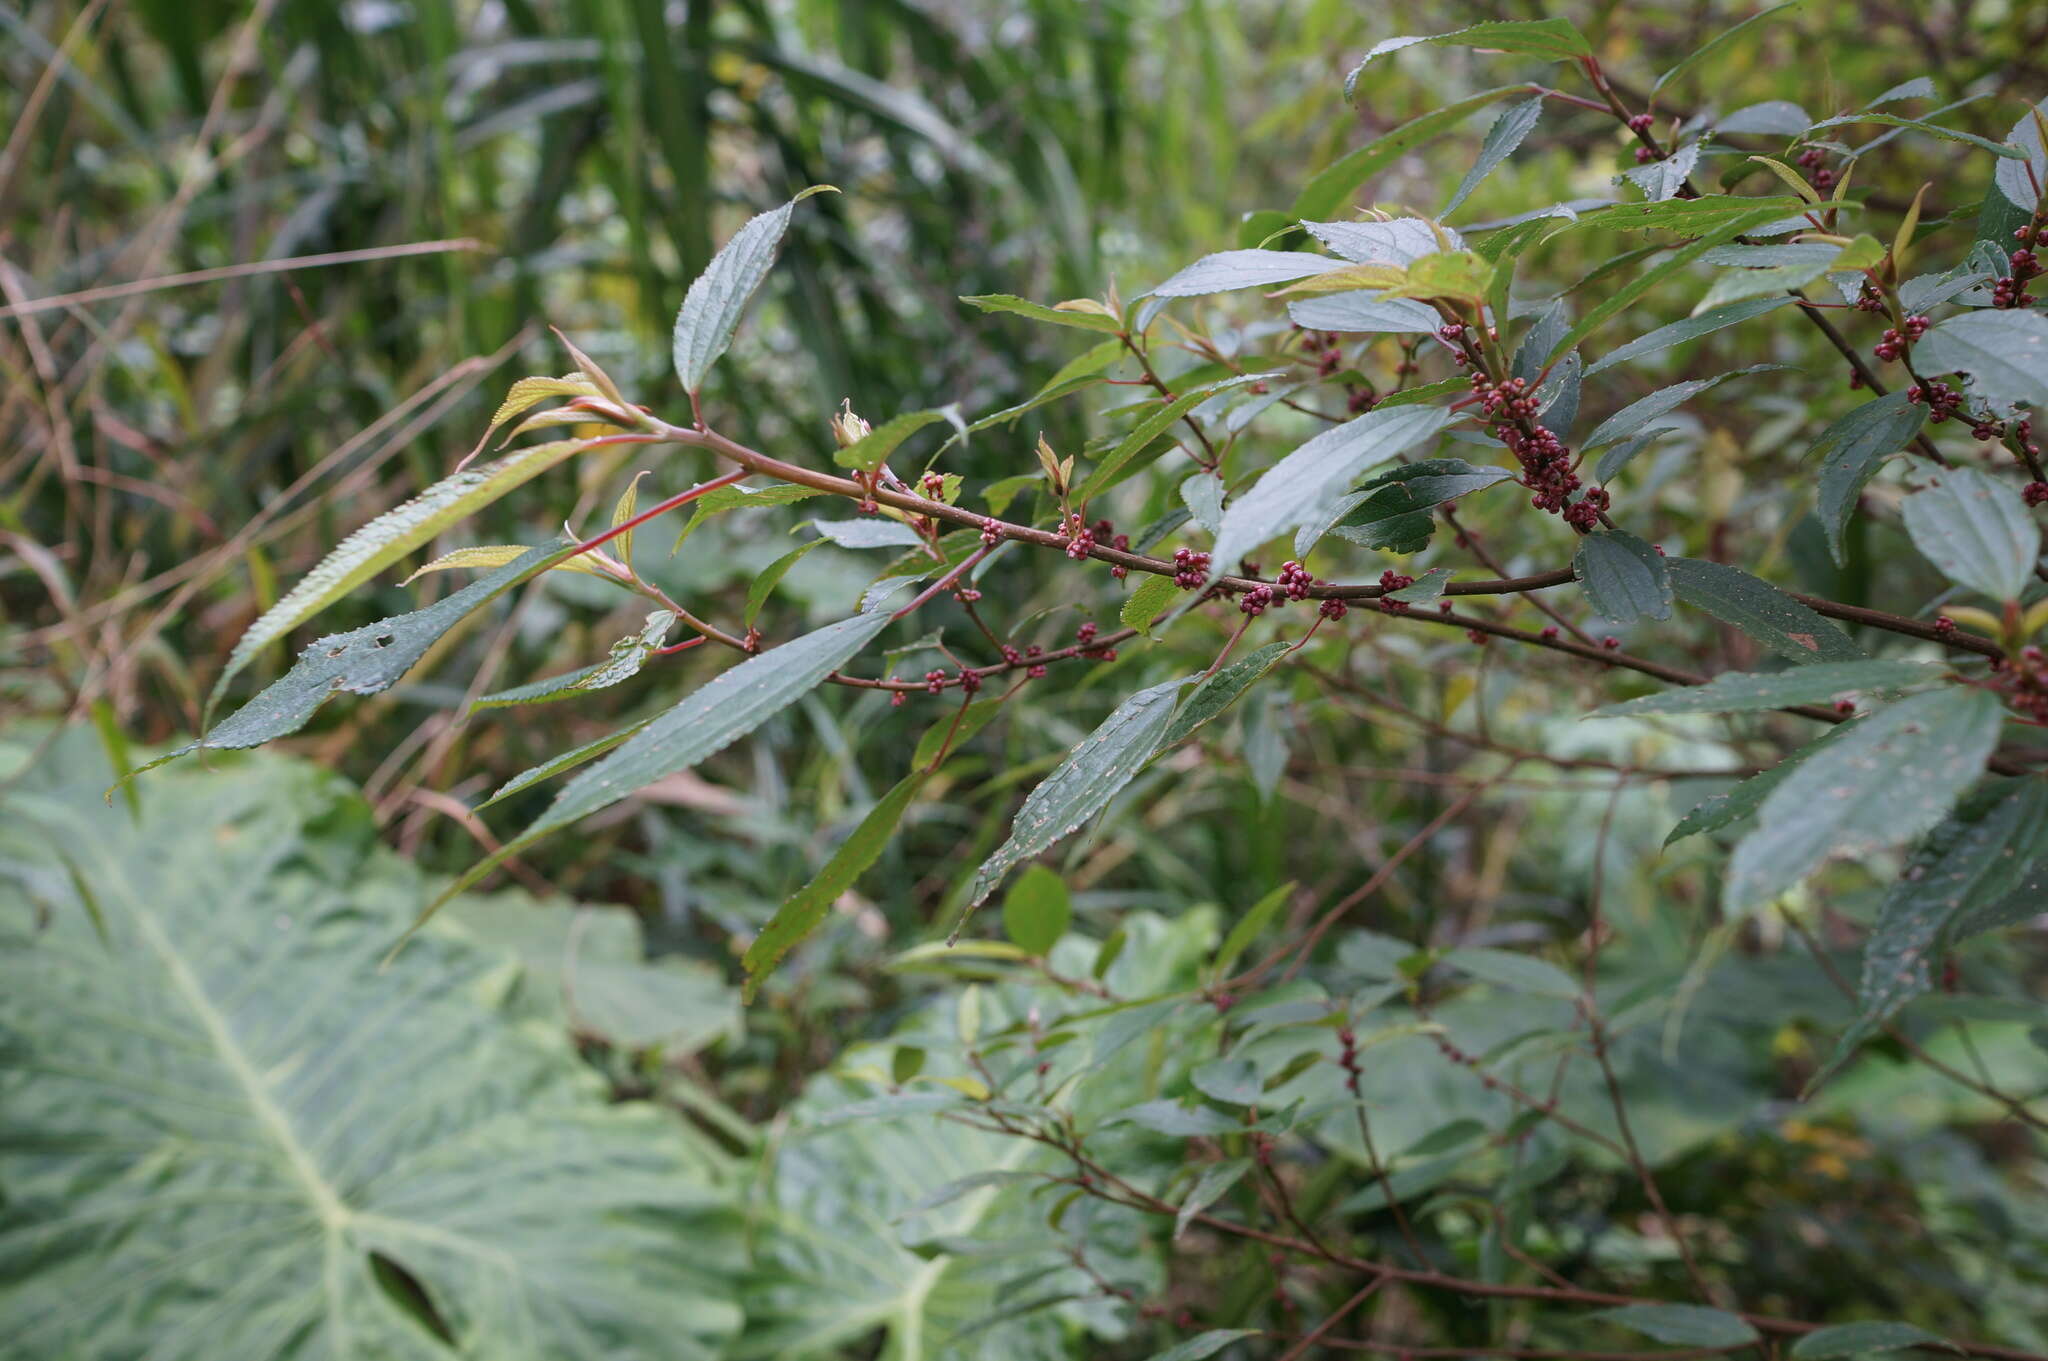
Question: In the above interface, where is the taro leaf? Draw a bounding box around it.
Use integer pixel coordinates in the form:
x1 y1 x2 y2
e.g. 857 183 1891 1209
1792 1322 1951 1360
1161 642 1291 748
1913 308 2048 410
673 186 834 394
1723 688 2006 913
1666 557 1865 664
1146 249 1346 297
1175 1161 1252 1240
1444 96 1543 214
213 438 603 709
1078 372 1277 498
1208 405 1451 584
965 678 1188 912
1819 779 2048 1075
0 732 741 1361
1811 393 1928 564
1293 87 1527 222
958 293 1122 334
133 542 566 784
1994 98 2048 208
810 518 927 550
1597 1304 1760 1348
833 406 964 472
1286 293 1440 334
743 771 930 1001
1344 20 1590 97
1901 465 2043 600
431 591 910 921
473 610 676 709
1572 294 1785 374
1664 723 1855 845
1573 530 1673 622
1592 659 1943 718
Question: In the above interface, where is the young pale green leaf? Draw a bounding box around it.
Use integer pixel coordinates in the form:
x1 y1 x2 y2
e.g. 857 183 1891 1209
1791 1323 1951 1360
478 721 651 810
1994 97 2048 206
1001 864 1071 956
671 481 830 551
1142 1329 1260 1361
1442 946 1580 999
1174 1160 1252 1241
745 539 823 628
1212 881 1292 980
403 544 613 584
1667 557 1865 663
1573 530 1673 622
957 293 1122 333
1077 372 1276 498
472 611 676 709
609 469 649 566
832 406 963 472
1901 466 2043 601
1593 659 1942 718
135 543 566 785
742 770 930 1001
1913 309 2048 410
964 678 1188 913
1161 642 1291 748
468 372 603 457
1146 249 1346 297
672 186 836 394
1293 87 1526 222
1208 405 1451 582
1723 688 2006 913
1596 1304 1760 1348
1345 20 1590 97
1811 393 1928 565
1121 575 1181 636
1443 96 1542 214
212 438 603 710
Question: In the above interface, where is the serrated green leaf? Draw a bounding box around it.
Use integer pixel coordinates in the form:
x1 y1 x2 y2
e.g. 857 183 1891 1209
1146 249 1347 297
473 610 676 709
1813 393 1929 564
1174 1160 1251 1241
912 698 1004 768
1345 20 1590 97
1122 575 1181 636
1293 87 1527 222
1584 365 1786 453
1597 1303 1760 1347
671 481 831 552
1162 642 1291 748
1901 466 2043 600
1444 96 1542 214
1564 194 1804 236
1001 864 1071 957
958 293 1122 333
1994 98 2048 205
1724 688 2006 912
403 543 613 584
746 539 824 628
1548 206 1792 362
1593 660 1942 717
833 406 964 472
965 678 1187 912
1914 309 2048 410
1791 1322 1951 1359
672 186 835 394
1574 530 1673 622
1665 723 1854 844
810 518 927 550
1078 372 1277 498
1667 557 1866 663
478 721 652 810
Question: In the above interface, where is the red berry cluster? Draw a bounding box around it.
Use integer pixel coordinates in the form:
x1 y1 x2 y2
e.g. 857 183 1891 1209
999 642 1049 678
1237 583 1274 616
1377 569 1414 614
1172 547 1211 589
1277 560 1314 601
1062 512 1095 560
1994 226 2046 309
1318 597 1348 621
1906 380 1965 423
1073 620 1116 660
2024 481 2048 507
958 668 982 694
979 517 1002 547
921 471 946 497
1992 646 2048 722
924 669 947 694
1087 519 1131 577
1626 113 1654 134
1336 1026 1362 1095
1796 145 1835 191
1873 314 1928 363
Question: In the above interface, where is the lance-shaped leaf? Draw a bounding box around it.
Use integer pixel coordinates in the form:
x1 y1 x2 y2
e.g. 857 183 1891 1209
132 542 566 786
1548 205 1792 362
404 543 616 584
1301 217 1461 265
1345 20 1591 98
1323 459 1513 554
1792 1323 1951 1360
1 733 741 1361
1901 465 2043 601
428 591 910 923
958 293 1122 333
1574 530 1673 622
1077 372 1277 498
1145 249 1347 297
1583 365 1785 454
1592 659 1943 718
672 185 836 395
1597 1304 1759 1348
1812 392 1928 564
1665 723 1856 845
479 720 652 810
1162 642 1291 748
1293 86 1526 222
963 678 1188 916
1444 96 1542 214
671 481 829 551
473 610 676 709
1209 405 1451 582
1723 688 2006 913
833 405 964 472
1584 296 1790 376
1666 557 1865 663
809 518 927 550
468 372 603 457
213 438 604 709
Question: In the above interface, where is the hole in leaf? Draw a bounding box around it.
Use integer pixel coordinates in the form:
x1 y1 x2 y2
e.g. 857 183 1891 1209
368 1250 456 1348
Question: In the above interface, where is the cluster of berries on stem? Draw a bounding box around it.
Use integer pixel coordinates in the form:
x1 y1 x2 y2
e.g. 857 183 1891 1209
1795 145 1836 192
1992 646 2048 723
1442 323 1608 530
1995 223 2047 309
1872 314 1928 363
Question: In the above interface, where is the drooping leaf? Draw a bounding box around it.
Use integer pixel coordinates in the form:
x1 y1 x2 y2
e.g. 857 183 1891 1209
213 439 604 708
1345 20 1591 97
1161 642 1292 748
1593 660 1943 717
478 721 654 810
1145 249 1346 297
672 186 836 394
1596 1303 1760 1348
1791 1322 1951 1360
1912 309 2048 410
1723 688 2007 912
1574 530 1674 622
965 678 1188 912
473 610 676 709
1444 97 1543 214
1001 864 1072 956
1208 406 1452 582
958 293 1122 334
1901 465 2043 600
1666 557 1866 663
746 539 825 627
1811 393 1929 564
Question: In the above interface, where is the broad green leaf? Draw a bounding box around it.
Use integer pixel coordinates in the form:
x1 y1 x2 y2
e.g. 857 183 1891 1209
1995 98 2048 205
1665 724 1854 844
912 698 1005 768
1901 466 2043 600
1143 1329 1260 1361
1212 881 1292 979
1548 205 1793 362
1174 1161 1252 1240
958 293 1122 333
1208 405 1451 583
1182 473 1225 534
743 770 930 1000
1122 575 1181 636
2 734 741 1361
136 542 566 784
1812 393 1928 564
1001 864 1071 956
1303 216 1462 266
1913 309 2048 410
1666 557 1865 663
1161 642 1291 748
1597 1303 1760 1348
1714 100 1813 136
213 438 602 709
672 186 835 394
1724 688 2006 912
1593 660 1943 717
1146 249 1346 297
1574 530 1673 622
1293 86 1526 222
810 518 927 550
473 610 676 709
671 481 830 551
746 539 824 627
1583 365 1785 453
1691 255 1831 311
1104 1099 1238 1137
833 405 963 472
1444 96 1542 214
1792 1322 1951 1359
1078 372 1277 498
965 678 1188 911
1345 20 1590 96
1442 946 1579 998
1287 293 1441 335
478 720 652 810
1191 1058 1262 1106
1651 1 1800 93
